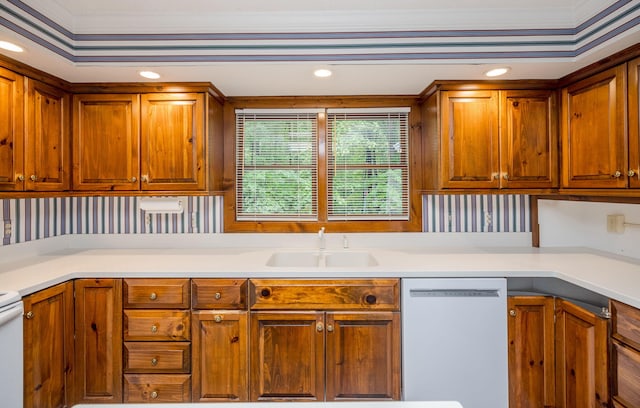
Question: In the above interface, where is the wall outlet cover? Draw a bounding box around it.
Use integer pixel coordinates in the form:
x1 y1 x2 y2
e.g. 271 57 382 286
606 214 625 234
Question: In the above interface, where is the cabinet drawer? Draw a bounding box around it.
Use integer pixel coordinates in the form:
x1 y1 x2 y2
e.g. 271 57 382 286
124 278 190 309
124 310 190 341
124 342 190 373
612 300 640 350
612 339 640 408
249 279 400 310
124 374 191 402
192 279 247 309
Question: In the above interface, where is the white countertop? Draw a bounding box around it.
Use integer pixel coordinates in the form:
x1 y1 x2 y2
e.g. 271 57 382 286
1 233 639 308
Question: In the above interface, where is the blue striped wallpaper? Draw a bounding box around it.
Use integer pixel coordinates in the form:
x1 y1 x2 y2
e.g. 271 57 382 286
0 194 529 246
1 196 223 246
423 194 530 233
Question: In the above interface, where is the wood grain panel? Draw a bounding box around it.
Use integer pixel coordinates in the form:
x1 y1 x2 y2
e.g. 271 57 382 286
0 66 24 191
611 339 640 408
123 278 190 309
124 342 190 373
192 278 247 310
612 299 640 351
124 310 190 341
124 374 191 402
629 57 640 189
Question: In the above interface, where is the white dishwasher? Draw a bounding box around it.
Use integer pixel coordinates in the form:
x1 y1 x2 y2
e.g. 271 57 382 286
0 290 24 408
402 278 507 408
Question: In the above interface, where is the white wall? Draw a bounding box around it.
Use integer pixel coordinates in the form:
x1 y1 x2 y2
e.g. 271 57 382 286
538 199 640 260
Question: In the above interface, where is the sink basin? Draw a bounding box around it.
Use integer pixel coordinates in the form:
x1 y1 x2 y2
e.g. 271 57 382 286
266 251 378 267
323 251 379 267
265 252 320 267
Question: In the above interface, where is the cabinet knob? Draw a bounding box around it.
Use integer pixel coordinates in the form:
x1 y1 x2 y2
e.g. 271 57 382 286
316 322 324 332
492 172 499 180
327 324 334 333
25 311 34 319
149 292 157 300
503 173 509 180
150 391 158 399
30 175 38 181
365 294 377 305
141 175 149 182
629 169 638 178
151 324 158 333
151 358 158 366
129 177 137 183
260 288 271 298
16 174 24 182
215 292 222 300
509 309 516 317
214 315 223 323
613 171 622 178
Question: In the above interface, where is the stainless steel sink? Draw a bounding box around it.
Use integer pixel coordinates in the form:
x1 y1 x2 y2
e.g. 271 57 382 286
266 251 378 267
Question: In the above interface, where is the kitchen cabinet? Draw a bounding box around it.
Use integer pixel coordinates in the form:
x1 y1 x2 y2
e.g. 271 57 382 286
249 279 401 402
555 298 609 408
610 299 640 408
191 279 249 402
23 281 75 408
0 67 24 191
561 64 627 189
508 296 556 408
73 279 122 404
123 278 192 403
628 57 640 189
430 87 557 190
73 92 207 192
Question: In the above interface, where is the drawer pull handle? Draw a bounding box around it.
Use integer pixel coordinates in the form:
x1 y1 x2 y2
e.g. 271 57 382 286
25 311 34 319
214 315 223 323
261 288 271 298
365 294 377 305
509 309 516 317
149 292 157 300
327 324 334 333
316 322 324 332
151 324 158 333
613 170 622 178
215 292 222 300
30 174 38 181
151 358 158 366
129 177 137 183
150 391 158 399
16 174 25 182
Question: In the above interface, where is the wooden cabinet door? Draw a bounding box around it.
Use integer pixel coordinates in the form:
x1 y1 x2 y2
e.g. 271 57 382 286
508 296 556 408
555 299 609 408
24 78 70 191
500 90 558 189
250 311 324 401
440 90 499 188
629 57 640 189
140 93 205 191
0 67 24 191
561 65 627 188
74 279 123 403
73 94 140 190
325 311 400 401
23 282 75 408
192 311 248 401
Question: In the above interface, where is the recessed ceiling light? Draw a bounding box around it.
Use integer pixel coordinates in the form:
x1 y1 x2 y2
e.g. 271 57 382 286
139 70 161 79
484 67 510 77
0 41 24 53
314 68 332 78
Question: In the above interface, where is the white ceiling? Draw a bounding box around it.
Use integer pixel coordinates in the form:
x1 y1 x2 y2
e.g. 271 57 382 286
1 0 639 96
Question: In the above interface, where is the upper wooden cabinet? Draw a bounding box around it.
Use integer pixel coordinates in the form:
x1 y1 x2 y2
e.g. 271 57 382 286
561 64 627 189
629 57 640 189
0 67 24 191
428 86 557 190
73 92 212 192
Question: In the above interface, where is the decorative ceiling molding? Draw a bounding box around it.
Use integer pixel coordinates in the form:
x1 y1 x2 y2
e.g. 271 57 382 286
0 0 638 64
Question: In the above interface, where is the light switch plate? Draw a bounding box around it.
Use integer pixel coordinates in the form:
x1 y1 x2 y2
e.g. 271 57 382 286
3 221 11 238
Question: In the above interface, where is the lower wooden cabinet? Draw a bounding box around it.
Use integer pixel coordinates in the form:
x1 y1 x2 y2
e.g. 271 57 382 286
73 279 123 404
508 296 610 408
23 281 75 408
555 298 609 408
508 296 556 408
610 299 640 408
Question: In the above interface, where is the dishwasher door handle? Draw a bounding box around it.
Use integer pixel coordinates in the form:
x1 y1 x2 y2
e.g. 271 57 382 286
409 289 501 297
0 304 23 328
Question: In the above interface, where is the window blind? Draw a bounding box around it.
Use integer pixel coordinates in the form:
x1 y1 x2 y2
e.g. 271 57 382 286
326 108 410 221
235 109 320 221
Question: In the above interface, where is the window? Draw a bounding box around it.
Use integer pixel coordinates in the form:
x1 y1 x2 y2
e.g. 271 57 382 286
327 108 409 220
234 107 410 224
235 109 319 221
